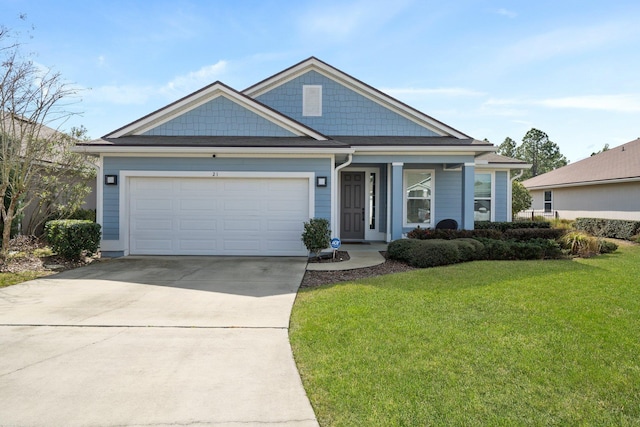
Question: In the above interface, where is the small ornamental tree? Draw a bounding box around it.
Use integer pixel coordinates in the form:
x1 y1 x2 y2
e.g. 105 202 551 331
301 218 331 259
512 180 532 218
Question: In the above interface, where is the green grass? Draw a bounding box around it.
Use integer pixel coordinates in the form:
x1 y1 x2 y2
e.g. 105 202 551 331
290 245 640 426
0 271 52 287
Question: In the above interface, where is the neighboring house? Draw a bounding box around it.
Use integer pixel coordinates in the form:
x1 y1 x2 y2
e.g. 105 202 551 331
75 57 528 257
0 114 97 235
522 138 640 220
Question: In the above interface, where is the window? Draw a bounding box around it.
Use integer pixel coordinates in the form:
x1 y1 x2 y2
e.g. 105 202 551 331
369 172 376 230
404 170 433 225
303 85 322 116
544 191 552 213
474 173 492 221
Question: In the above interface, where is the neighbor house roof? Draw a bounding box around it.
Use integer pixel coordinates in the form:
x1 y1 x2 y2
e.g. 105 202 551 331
523 138 640 190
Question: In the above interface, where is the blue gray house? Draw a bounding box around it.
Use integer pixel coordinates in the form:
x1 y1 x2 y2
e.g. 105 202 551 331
76 57 528 257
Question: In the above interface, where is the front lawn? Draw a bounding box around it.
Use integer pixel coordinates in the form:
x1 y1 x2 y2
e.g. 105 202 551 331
290 245 640 426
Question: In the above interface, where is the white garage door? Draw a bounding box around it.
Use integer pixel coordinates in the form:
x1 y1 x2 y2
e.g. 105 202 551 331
129 177 309 256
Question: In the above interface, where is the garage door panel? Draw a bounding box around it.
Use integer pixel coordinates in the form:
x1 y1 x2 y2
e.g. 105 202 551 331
129 177 309 255
178 219 217 231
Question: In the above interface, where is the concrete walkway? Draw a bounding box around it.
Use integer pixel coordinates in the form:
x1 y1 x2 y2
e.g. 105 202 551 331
0 256 318 427
306 242 388 271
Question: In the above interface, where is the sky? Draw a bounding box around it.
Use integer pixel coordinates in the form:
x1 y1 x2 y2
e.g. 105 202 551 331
2 0 639 163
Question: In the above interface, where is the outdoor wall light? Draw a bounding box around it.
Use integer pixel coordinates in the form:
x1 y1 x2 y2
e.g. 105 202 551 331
316 176 327 187
104 175 118 185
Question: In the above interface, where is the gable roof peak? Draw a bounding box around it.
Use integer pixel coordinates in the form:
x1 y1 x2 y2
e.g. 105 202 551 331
243 57 471 139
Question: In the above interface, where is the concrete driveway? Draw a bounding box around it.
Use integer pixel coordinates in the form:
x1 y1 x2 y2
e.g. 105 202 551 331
0 256 318 427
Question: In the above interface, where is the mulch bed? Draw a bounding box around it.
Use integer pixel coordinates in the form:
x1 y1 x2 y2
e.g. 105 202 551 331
301 252 416 288
0 235 97 274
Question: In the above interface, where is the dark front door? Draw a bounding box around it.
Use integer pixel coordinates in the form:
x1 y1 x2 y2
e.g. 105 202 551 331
340 172 365 240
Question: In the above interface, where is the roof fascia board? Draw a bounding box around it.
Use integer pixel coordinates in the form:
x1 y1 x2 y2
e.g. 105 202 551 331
353 145 496 154
476 163 532 169
106 82 327 140
243 57 470 139
72 145 354 156
526 176 640 190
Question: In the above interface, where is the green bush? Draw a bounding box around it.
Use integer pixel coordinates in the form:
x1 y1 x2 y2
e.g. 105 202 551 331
44 219 101 260
574 218 640 240
67 208 97 222
503 228 566 241
599 240 619 254
301 218 331 259
387 239 418 262
475 221 550 231
475 238 562 260
408 240 460 268
452 238 485 262
406 227 502 241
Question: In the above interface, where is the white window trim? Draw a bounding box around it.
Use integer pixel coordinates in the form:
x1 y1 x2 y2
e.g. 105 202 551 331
474 171 495 222
403 169 435 228
303 85 322 117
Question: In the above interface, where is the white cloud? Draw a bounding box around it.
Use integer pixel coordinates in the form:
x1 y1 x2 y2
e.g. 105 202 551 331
536 95 640 112
496 8 517 18
384 87 487 97
161 60 228 95
299 0 412 41
485 94 640 113
85 60 230 106
501 20 640 65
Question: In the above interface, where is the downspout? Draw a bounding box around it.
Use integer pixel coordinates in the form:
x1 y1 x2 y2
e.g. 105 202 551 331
332 154 353 238
508 169 525 221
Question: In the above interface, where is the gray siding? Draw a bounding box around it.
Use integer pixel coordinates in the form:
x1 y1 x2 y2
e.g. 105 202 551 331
530 182 640 220
255 70 440 137
434 167 462 226
143 96 296 137
102 156 332 240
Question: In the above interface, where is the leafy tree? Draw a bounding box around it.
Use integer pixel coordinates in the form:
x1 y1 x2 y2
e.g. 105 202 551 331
516 128 568 179
301 218 331 259
512 180 532 217
0 22 93 259
497 137 517 158
591 143 610 156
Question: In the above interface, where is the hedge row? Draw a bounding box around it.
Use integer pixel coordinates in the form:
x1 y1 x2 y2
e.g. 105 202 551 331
573 218 640 240
387 237 563 268
475 221 551 231
407 226 563 241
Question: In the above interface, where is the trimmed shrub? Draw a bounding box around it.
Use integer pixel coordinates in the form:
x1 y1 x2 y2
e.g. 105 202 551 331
475 238 562 260
408 239 460 268
44 219 101 260
406 226 502 241
387 239 418 263
475 221 550 231
452 238 485 262
503 228 566 241
301 218 331 259
67 208 97 222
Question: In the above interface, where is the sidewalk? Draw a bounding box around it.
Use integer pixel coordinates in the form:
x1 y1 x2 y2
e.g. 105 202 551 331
306 243 387 271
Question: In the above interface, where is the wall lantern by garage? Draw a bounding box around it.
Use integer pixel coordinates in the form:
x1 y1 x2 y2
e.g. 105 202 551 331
104 175 118 185
316 176 327 187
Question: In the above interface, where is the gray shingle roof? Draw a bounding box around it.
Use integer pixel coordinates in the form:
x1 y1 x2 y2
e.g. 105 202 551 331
476 152 530 165
523 138 640 189
330 136 488 146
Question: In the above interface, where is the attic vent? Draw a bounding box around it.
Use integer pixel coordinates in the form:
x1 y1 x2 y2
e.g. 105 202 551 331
303 85 322 117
